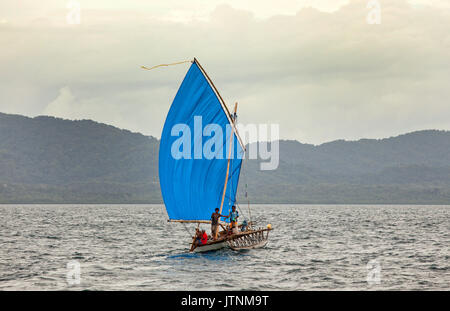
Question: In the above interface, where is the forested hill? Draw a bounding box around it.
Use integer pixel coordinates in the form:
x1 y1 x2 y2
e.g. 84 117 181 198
0 112 160 203
243 131 450 203
1 112 449 204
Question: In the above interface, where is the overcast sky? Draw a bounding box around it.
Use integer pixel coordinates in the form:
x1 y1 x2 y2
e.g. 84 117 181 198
1 0 449 144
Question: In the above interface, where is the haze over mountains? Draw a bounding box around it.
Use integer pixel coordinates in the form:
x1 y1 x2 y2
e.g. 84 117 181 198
1 112 449 204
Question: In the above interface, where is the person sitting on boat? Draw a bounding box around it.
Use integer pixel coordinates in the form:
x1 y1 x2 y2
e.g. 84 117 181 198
241 220 248 232
229 205 239 234
201 229 208 245
227 225 234 236
211 208 228 240
194 228 202 246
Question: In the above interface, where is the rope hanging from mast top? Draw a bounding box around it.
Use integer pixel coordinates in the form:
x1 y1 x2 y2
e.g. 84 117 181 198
141 60 192 71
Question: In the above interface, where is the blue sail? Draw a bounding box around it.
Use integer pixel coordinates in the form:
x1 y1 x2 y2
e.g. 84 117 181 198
159 60 244 221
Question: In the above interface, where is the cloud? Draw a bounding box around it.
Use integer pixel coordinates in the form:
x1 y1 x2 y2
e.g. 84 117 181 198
1 0 449 144
44 86 76 118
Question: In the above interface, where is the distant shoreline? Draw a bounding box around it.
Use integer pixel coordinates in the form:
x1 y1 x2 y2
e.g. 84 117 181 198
2 112 450 206
1 202 449 206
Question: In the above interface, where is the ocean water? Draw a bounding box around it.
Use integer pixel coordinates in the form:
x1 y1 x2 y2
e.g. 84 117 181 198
0 204 448 291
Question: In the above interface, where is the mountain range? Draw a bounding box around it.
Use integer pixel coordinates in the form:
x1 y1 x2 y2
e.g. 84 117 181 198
1 112 449 204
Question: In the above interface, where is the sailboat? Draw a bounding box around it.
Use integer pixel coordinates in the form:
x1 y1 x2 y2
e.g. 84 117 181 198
157 58 272 252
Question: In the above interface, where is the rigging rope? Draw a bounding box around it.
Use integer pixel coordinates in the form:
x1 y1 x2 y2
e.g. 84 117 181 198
242 145 252 226
141 60 192 71
229 112 246 222
181 222 194 239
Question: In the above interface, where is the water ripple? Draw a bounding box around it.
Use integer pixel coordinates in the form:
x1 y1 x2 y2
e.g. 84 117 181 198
0 204 448 290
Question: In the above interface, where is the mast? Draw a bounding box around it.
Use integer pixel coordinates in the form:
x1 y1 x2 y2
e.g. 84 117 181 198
215 103 237 239
219 102 238 216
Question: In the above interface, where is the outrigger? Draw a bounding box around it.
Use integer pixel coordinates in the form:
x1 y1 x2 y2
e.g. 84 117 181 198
150 58 272 252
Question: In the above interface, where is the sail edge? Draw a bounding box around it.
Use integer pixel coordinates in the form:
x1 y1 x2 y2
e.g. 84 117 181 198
193 58 246 151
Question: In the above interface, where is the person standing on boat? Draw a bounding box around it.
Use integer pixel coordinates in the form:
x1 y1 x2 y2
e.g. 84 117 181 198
229 205 239 234
211 208 228 240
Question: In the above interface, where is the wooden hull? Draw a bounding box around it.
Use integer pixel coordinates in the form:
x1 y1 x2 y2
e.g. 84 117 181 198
192 240 228 253
190 228 272 252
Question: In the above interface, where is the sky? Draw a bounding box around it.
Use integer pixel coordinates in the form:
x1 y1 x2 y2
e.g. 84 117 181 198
0 0 449 144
